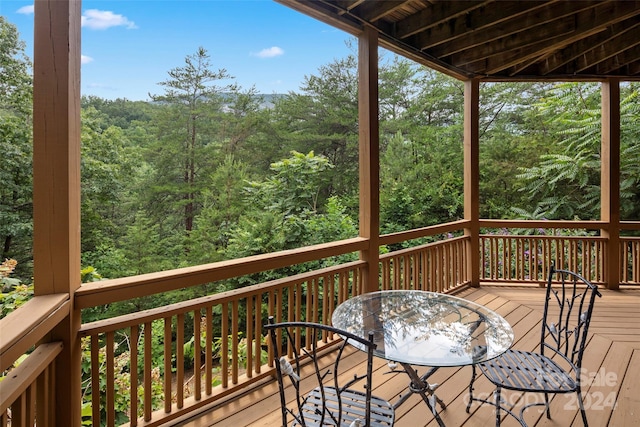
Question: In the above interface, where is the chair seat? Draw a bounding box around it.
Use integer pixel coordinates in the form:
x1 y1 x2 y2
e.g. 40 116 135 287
296 386 395 426
479 349 577 393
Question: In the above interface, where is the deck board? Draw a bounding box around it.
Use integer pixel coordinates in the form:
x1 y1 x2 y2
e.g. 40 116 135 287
178 286 640 427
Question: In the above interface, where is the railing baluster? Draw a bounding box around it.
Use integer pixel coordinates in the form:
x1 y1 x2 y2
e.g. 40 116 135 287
193 312 201 399
106 331 115 427
231 300 239 385
36 364 53 426
10 392 25 426
176 313 184 408
221 303 229 388
163 317 172 413
254 293 262 374
130 325 139 426
205 307 213 396
91 335 100 426
246 295 253 379
143 322 152 421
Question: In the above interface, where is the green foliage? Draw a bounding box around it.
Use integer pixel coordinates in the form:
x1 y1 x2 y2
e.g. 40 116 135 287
0 17 33 280
0 282 33 318
0 259 33 318
80 331 164 426
514 82 640 220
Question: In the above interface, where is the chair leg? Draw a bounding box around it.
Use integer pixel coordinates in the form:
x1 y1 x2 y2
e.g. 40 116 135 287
466 365 477 413
576 389 589 427
544 392 551 419
495 387 502 427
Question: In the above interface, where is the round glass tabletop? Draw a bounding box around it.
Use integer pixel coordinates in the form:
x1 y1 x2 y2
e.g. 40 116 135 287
331 290 514 367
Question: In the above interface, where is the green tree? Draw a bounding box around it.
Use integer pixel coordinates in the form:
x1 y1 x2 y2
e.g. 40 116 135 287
0 17 33 280
517 83 603 219
222 152 354 288
378 65 465 236
189 155 251 263
147 47 234 243
272 53 359 203
80 107 142 255
478 82 555 218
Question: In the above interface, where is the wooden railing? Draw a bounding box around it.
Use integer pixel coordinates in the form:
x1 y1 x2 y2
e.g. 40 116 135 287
380 235 470 292
479 219 640 285
0 294 69 426
621 236 640 285
4 220 639 426
479 220 607 284
479 234 607 284
75 222 470 427
78 261 366 427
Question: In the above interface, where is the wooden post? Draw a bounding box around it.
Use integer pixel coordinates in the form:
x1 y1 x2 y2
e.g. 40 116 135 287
33 1 82 425
464 79 481 287
358 26 380 293
601 79 621 290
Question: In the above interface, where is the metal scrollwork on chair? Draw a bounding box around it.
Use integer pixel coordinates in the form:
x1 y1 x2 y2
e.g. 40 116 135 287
265 317 395 426
466 263 602 426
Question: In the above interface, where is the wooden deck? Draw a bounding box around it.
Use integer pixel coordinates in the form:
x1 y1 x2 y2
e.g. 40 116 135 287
178 285 640 427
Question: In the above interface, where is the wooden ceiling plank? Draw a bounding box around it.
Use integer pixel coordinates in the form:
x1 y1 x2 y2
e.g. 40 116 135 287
393 1 490 39
465 33 573 75
355 0 416 23
424 0 600 56
537 20 640 75
597 44 640 74
450 1 640 69
451 20 575 68
574 28 640 73
626 62 640 76
275 0 376 36
377 33 472 80
414 0 569 51
512 3 640 76
279 0 640 80
336 0 366 16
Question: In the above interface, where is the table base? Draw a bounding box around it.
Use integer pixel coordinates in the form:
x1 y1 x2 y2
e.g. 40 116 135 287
393 364 447 427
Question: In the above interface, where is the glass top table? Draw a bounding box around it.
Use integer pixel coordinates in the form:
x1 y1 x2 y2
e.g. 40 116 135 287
332 290 514 367
332 290 514 426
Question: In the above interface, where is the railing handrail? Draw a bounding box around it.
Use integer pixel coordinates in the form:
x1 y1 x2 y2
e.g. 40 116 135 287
480 234 607 241
479 219 608 229
0 294 69 372
79 260 367 336
75 237 368 309
0 342 63 413
379 235 469 259
379 219 469 246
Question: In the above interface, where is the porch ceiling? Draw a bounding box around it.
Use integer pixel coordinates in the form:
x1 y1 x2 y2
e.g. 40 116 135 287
277 0 640 81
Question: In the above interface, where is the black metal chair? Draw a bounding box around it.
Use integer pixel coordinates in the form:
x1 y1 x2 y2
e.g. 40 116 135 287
466 263 602 426
265 317 395 427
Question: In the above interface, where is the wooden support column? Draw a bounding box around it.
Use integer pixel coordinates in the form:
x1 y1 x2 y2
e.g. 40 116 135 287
358 26 380 293
33 1 82 425
464 79 481 287
601 79 621 290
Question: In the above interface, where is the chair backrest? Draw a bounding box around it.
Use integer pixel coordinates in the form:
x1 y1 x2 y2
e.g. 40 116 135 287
540 263 602 373
264 317 377 427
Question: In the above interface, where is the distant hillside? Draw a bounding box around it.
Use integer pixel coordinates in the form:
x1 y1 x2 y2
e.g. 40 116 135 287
256 93 287 109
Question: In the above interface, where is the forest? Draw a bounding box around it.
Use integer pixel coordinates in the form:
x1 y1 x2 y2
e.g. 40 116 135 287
2 16 640 320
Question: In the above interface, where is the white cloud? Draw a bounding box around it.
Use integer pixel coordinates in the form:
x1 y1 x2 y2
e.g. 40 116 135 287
81 55 94 64
81 9 137 30
16 5 34 14
253 46 284 59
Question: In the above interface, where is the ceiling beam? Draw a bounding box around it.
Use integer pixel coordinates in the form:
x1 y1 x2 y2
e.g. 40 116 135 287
393 1 490 39
414 0 569 51
536 19 640 75
450 1 640 70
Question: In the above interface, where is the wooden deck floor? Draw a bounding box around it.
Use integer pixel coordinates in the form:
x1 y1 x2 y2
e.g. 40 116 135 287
179 285 640 427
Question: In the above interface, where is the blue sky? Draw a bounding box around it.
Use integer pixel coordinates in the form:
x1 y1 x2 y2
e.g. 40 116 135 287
2 0 355 100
